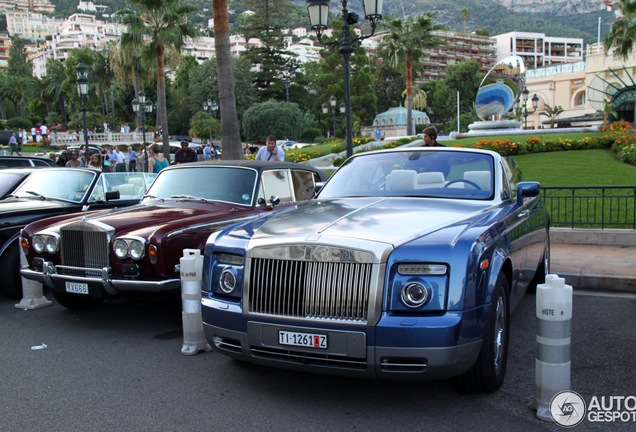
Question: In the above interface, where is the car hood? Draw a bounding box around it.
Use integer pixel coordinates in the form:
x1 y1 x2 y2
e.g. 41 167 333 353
77 200 252 236
251 197 498 247
0 197 73 215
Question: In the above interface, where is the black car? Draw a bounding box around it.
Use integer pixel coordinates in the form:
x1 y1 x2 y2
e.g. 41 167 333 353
0 168 157 298
0 155 58 168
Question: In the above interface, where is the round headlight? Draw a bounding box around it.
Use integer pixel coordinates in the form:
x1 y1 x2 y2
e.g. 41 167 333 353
220 270 236 294
44 236 58 254
113 239 129 259
128 240 144 260
401 282 429 308
33 235 45 253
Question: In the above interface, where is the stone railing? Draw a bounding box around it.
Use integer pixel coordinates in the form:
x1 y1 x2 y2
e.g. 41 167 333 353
50 132 146 146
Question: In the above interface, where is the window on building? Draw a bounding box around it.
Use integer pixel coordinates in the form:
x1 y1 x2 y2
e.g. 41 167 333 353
574 91 586 106
388 118 394 125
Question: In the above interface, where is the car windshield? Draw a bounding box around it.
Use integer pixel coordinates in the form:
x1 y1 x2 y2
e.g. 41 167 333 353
145 166 257 206
12 169 96 202
88 172 157 202
0 172 24 196
319 150 495 200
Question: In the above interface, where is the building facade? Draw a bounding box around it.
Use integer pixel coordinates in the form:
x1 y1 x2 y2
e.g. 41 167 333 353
0 0 54 13
522 43 636 128
5 10 61 41
31 13 125 77
361 105 430 139
0 34 10 70
493 31 584 70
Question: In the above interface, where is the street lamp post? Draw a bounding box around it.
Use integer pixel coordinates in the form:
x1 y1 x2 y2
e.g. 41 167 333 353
203 99 219 142
277 66 296 104
322 95 346 138
75 60 89 150
522 87 539 130
132 90 153 171
306 0 383 158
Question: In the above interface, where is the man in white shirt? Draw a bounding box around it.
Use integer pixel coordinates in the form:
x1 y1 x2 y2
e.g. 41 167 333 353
31 126 36 143
255 135 284 162
115 147 126 172
40 124 48 147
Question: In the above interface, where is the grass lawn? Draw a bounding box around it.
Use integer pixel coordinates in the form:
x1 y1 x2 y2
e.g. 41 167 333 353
448 131 593 147
510 149 636 187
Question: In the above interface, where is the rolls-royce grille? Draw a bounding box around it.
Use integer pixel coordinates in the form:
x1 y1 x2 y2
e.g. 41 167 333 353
249 258 372 323
60 227 108 278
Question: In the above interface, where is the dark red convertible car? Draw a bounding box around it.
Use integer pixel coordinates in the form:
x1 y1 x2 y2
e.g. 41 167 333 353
20 161 326 309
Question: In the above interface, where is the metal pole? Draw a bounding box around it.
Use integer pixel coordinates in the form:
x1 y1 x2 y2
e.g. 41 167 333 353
457 91 460 133
82 96 88 149
341 1 354 158
212 111 217 141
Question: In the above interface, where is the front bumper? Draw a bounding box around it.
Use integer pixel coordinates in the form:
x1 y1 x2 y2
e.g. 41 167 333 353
20 265 180 296
201 298 484 381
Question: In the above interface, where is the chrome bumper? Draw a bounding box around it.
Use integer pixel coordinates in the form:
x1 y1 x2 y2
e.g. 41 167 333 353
20 264 180 295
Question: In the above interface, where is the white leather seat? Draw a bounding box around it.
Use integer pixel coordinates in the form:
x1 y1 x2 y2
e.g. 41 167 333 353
416 172 446 188
387 170 417 190
464 171 491 191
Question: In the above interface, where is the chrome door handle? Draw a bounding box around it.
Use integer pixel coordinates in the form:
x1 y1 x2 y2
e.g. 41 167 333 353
518 210 529 218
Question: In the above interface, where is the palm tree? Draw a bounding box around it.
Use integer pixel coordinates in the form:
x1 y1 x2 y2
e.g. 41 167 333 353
0 70 8 119
539 104 565 128
213 0 243 160
117 0 200 158
604 0 636 60
460 8 471 33
189 110 220 140
43 59 69 123
26 76 55 114
3 75 28 116
598 99 618 126
379 13 445 136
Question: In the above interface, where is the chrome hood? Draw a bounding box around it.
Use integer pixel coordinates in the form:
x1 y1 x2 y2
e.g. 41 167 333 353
250 197 497 255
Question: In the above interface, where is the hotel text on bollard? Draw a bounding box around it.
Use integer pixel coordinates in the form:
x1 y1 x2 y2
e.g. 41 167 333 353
529 274 573 422
180 249 212 356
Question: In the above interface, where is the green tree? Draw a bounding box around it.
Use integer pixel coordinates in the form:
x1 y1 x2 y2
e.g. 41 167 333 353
540 103 565 128
460 8 471 33
604 0 636 60
213 0 243 160
317 17 377 135
238 0 294 102
241 100 304 142
370 58 406 114
8 37 32 77
421 80 454 124
43 59 70 123
117 0 200 158
378 13 444 135
444 60 483 114
189 110 220 140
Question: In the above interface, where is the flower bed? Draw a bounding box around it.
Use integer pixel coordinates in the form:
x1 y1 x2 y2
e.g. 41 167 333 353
453 122 635 165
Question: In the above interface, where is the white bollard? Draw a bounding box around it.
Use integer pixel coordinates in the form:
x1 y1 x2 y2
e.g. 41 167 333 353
15 247 52 310
529 274 573 422
180 249 212 355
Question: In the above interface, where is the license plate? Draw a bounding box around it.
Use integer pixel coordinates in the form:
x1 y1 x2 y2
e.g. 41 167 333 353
279 331 327 349
65 281 89 295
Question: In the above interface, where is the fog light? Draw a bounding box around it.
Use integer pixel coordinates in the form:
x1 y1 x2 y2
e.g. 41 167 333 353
114 239 128 259
220 270 236 294
33 235 45 253
401 283 429 308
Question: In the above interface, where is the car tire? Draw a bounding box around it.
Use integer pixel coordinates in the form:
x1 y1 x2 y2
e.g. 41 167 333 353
52 290 103 310
0 243 23 299
458 273 510 392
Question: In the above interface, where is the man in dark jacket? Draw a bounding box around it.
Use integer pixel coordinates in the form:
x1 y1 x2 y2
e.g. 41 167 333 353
175 141 198 164
422 126 445 147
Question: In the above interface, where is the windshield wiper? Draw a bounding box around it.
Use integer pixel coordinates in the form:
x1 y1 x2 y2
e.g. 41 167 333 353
142 194 164 202
170 194 206 201
25 191 46 200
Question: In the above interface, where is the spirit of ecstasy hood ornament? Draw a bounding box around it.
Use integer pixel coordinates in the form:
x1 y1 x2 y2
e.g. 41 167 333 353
82 205 90 221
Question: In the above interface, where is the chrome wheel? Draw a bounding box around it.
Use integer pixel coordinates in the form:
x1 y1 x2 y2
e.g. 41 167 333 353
493 295 506 373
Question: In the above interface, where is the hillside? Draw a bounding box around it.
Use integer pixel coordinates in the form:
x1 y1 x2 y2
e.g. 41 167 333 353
48 0 616 44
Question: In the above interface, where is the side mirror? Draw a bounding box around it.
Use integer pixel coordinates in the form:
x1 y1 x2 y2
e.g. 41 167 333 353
105 190 120 201
270 195 280 206
517 182 540 205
